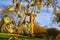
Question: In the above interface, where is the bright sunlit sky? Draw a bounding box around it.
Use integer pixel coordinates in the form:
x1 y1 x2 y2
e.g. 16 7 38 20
0 0 60 28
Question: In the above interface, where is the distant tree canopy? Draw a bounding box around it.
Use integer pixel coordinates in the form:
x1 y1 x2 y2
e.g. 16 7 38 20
47 28 60 38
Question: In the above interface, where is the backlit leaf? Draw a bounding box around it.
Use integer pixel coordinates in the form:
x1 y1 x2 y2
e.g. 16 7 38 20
18 13 24 18
4 17 10 24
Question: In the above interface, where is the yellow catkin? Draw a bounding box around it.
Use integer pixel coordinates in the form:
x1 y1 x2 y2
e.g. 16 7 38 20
53 6 57 14
37 2 43 10
24 6 28 14
37 0 43 10
12 0 16 4
31 3 36 6
16 2 22 10
18 13 24 18
47 0 51 7
4 17 10 24
19 4 22 10
8 6 14 12
6 23 13 33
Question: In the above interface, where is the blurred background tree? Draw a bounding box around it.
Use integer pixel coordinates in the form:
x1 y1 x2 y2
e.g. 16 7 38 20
47 28 60 40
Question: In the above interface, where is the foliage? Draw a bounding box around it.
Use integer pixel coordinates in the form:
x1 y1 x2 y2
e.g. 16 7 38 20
47 28 60 39
0 33 12 38
55 13 60 22
33 23 47 38
56 34 60 40
0 0 60 39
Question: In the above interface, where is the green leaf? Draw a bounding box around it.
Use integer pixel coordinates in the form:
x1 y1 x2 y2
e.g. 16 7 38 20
36 11 39 14
0 33 12 38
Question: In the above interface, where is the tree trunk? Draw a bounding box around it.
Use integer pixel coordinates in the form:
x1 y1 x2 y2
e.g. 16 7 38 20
30 12 34 37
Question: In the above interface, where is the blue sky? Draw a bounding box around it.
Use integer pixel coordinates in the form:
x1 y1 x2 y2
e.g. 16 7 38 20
0 0 60 27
